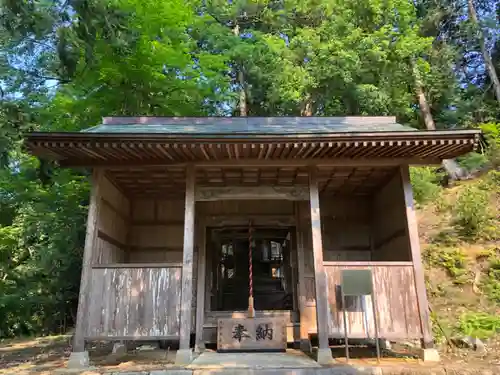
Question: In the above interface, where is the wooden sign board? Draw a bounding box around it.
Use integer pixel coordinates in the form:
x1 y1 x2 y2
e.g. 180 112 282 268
217 318 286 352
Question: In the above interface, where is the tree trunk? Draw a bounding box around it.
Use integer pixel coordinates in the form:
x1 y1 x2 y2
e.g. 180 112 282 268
301 94 313 116
238 70 247 116
412 61 467 180
468 0 500 103
412 62 436 130
233 23 247 116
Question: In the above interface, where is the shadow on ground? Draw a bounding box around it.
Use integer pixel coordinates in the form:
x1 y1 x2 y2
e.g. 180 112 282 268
0 335 70 374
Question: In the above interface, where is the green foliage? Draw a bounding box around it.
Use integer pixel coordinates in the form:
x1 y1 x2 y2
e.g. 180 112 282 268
0 156 89 337
479 123 500 167
431 228 459 245
457 124 500 172
483 265 500 304
410 167 442 205
423 245 470 284
456 152 490 173
453 183 496 240
430 309 449 344
458 312 500 339
485 170 500 190
478 248 500 305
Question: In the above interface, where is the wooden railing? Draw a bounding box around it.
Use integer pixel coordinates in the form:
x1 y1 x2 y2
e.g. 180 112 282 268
324 261 422 340
85 263 182 340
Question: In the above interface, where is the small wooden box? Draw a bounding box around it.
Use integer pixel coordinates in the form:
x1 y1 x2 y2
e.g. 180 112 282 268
217 317 286 352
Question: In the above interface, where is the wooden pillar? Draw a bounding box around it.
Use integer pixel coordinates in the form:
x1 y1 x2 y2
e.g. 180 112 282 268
294 202 312 352
73 169 103 353
176 165 196 364
205 231 212 312
195 218 207 352
400 166 433 348
308 167 333 364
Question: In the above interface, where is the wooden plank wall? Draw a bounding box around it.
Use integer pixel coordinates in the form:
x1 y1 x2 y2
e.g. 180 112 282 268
129 199 197 327
372 173 411 261
92 176 130 264
295 197 372 334
86 266 181 338
129 199 186 262
321 197 372 262
324 263 422 339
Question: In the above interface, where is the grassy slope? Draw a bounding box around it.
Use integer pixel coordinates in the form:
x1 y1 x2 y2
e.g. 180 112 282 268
417 170 500 363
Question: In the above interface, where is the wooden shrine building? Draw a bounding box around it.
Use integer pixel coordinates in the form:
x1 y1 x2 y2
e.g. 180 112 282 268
26 117 481 366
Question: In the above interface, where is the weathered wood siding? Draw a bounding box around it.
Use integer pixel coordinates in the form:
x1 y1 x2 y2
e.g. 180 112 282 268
129 199 185 262
93 176 130 264
321 197 372 262
325 262 422 339
295 197 372 334
129 198 197 327
86 266 181 338
372 173 411 261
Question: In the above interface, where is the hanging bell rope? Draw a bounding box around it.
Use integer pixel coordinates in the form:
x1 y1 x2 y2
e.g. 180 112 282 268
248 220 255 318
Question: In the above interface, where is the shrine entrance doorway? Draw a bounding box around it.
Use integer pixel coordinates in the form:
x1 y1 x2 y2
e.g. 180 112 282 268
208 226 295 313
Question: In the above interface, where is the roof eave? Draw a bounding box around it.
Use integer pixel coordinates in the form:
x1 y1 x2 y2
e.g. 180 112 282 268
25 129 482 143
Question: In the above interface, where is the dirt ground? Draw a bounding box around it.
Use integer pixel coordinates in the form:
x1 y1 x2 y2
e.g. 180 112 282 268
0 335 179 374
2 335 500 374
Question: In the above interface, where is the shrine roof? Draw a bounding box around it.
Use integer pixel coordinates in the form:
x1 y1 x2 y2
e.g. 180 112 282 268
81 116 414 136
25 116 482 167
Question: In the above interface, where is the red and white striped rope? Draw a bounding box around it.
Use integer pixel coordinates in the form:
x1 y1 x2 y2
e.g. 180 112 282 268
248 220 254 299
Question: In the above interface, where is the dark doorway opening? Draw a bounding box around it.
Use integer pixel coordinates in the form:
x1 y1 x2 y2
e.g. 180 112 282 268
208 226 294 311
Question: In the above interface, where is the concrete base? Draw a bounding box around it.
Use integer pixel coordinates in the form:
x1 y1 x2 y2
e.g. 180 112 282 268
299 339 312 353
316 348 335 365
112 342 127 355
194 342 206 353
365 338 391 351
67 351 90 368
175 348 194 365
188 350 320 369
419 348 440 362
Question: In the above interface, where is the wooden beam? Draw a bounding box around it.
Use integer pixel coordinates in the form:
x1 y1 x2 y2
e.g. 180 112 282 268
97 230 127 251
294 202 312 352
308 167 333 364
400 165 433 348
131 220 184 226
91 262 183 268
323 261 414 267
204 214 295 227
73 169 104 352
195 185 309 201
195 219 207 352
85 335 179 341
59 157 444 168
129 246 183 252
179 165 196 352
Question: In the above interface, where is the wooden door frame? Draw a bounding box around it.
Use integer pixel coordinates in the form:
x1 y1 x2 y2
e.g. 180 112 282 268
203 221 297 313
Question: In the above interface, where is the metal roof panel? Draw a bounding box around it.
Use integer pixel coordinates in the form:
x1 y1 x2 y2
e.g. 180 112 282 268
82 116 416 135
